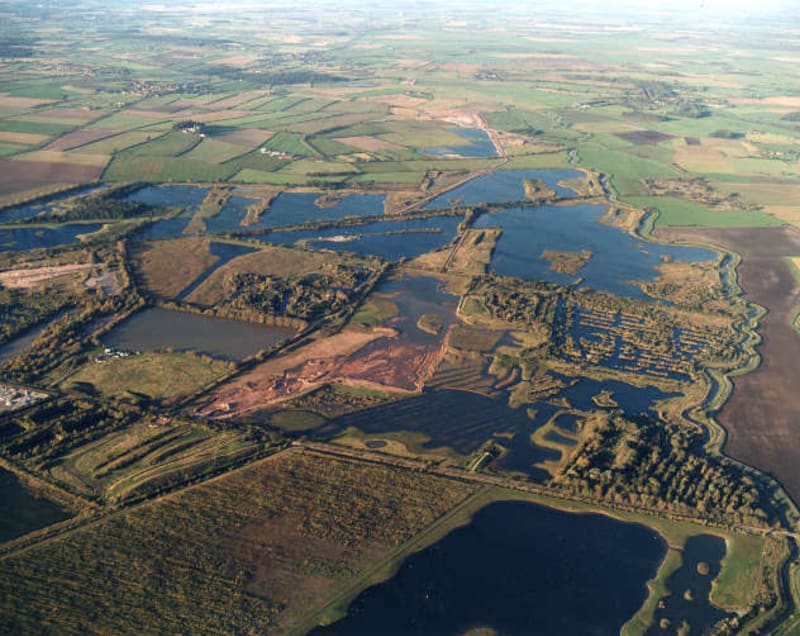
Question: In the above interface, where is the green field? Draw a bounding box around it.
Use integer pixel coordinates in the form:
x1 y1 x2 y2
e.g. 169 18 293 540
62 352 232 402
629 196 786 228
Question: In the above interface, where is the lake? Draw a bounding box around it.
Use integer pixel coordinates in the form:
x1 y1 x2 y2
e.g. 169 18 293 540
0 184 108 223
259 214 462 260
474 204 714 298
206 192 386 233
312 500 667 635
0 224 104 253
421 127 498 158
424 168 581 209
102 307 295 361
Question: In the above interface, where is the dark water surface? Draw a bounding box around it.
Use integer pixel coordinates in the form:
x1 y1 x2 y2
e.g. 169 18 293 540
0 224 103 252
474 204 714 298
0 468 71 542
424 168 581 209
102 307 295 361
421 127 498 158
313 500 667 636
260 215 462 260
649 535 732 635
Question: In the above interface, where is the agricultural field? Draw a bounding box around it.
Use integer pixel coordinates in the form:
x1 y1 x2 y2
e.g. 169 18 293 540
1 1 799 635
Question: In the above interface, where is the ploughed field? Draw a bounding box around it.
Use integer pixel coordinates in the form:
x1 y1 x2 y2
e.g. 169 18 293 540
658 226 800 505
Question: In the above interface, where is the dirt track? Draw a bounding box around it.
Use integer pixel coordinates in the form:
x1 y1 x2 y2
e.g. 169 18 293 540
657 226 800 505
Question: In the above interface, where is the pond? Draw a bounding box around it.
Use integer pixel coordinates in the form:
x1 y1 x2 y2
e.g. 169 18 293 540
424 168 581 209
649 534 733 635
312 500 667 636
474 204 714 298
123 184 209 210
0 184 108 223
206 192 386 233
0 224 104 253
258 214 462 260
0 468 71 542
421 127 498 158
102 307 295 361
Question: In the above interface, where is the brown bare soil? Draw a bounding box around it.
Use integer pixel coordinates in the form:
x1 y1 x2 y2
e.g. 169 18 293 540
334 136 405 152
0 159 101 196
194 328 396 419
0 263 94 288
45 129 120 151
0 95 54 109
657 226 800 505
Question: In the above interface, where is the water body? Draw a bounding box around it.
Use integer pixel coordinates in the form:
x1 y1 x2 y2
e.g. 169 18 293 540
124 184 208 210
0 468 71 542
207 192 386 233
0 224 104 253
259 215 462 261
553 300 705 382
0 184 108 223
557 374 680 415
424 168 581 209
176 242 257 300
313 500 667 636
102 307 295 361
474 204 714 298
649 535 732 635
421 127 498 158
373 274 459 346
0 310 76 363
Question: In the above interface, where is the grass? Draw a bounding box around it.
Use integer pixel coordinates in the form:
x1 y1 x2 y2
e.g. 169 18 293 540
124 131 201 158
0 120 74 136
264 131 318 156
103 155 236 182
48 421 257 502
578 147 679 196
62 352 231 402
134 236 218 298
628 196 785 228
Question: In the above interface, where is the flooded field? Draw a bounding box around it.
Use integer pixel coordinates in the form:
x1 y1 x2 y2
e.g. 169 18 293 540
0 224 104 253
421 127 498 158
424 168 581 209
649 534 732 635
207 192 386 233
102 307 295 361
313 500 666 635
258 214 462 260
475 204 714 298
0 185 108 223
0 468 70 542
124 184 208 210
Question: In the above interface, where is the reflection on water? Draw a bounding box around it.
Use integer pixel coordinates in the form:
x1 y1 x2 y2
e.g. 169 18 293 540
475 204 714 298
0 224 104 253
260 215 462 260
103 307 295 361
425 168 581 209
312 500 667 636
421 127 498 158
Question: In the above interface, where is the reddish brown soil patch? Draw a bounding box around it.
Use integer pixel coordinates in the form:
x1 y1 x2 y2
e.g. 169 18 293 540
615 130 676 145
0 159 101 196
658 225 800 504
